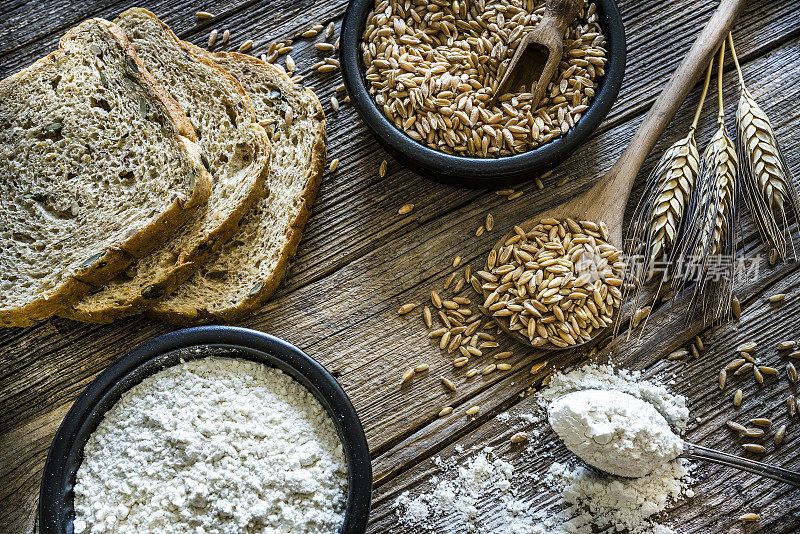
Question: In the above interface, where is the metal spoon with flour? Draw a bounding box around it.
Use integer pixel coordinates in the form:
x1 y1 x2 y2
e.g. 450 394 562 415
548 390 800 486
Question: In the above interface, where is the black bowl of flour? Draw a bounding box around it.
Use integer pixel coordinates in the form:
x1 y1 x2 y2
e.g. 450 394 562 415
39 326 372 534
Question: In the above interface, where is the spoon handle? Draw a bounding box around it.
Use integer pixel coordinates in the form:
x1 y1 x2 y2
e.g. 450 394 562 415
683 442 800 487
541 0 583 36
583 0 747 229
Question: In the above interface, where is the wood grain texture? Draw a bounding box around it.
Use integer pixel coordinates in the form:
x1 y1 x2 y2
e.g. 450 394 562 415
1 0 800 533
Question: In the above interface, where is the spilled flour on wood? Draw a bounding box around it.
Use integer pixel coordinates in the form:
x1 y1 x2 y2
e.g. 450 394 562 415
394 363 694 533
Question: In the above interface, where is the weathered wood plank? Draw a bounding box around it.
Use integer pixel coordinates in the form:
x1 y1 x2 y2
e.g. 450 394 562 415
368 263 800 532
1 2 800 533
0 402 71 531
0 1 796 305
3 34 796 441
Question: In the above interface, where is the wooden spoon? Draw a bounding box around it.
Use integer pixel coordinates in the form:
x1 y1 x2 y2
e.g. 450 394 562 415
492 0 583 108
485 0 748 349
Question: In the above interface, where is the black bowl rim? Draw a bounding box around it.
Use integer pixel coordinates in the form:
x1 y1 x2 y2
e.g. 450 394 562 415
340 0 626 188
39 326 372 534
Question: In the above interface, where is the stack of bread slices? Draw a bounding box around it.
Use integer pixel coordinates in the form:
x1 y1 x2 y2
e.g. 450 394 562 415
0 9 326 327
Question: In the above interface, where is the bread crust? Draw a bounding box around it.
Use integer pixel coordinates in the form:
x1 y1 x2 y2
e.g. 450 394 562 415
60 10 270 324
150 53 326 325
0 19 210 327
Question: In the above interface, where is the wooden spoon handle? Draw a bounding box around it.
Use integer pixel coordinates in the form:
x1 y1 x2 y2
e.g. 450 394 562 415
540 0 583 36
591 0 747 224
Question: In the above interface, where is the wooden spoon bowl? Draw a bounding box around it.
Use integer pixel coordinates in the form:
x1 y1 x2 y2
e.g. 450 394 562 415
483 0 748 350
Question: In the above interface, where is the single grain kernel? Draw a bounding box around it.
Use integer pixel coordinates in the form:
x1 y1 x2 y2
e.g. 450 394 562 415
510 432 528 444
398 303 416 315
400 368 414 386
398 203 415 215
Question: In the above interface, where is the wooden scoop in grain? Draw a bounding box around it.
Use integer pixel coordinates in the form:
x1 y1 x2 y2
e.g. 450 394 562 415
492 0 583 107
486 0 748 349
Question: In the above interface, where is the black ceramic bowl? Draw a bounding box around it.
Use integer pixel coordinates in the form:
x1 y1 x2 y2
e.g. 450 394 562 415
39 326 372 534
340 0 626 188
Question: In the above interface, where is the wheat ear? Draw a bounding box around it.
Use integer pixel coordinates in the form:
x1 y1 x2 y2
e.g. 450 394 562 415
621 62 711 331
729 33 800 261
675 44 738 322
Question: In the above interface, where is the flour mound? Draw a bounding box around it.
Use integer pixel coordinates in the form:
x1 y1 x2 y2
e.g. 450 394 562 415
395 363 694 534
548 389 684 477
507 459 694 534
538 363 690 432
73 357 347 534
395 448 514 531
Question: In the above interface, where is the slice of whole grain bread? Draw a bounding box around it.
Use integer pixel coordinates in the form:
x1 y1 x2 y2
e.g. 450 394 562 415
62 9 270 323
151 52 326 324
0 18 211 327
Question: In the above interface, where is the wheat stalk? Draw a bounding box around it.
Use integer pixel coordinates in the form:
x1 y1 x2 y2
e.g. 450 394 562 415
729 33 800 261
674 44 738 322
621 63 711 331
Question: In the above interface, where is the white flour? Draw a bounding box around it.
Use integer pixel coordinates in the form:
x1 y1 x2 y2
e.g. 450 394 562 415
537 363 690 433
548 389 684 477
507 459 693 534
73 356 348 534
395 448 515 532
395 363 693 534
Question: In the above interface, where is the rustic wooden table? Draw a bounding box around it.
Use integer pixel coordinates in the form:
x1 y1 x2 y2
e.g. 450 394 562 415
2 0 800 532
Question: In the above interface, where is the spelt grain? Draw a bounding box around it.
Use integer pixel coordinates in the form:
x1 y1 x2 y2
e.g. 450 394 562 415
788 362 798 382
453 356 469 367
510 432 528 444
749 418 772 427
398 303 416 315
727 421 747 432
398 203 415 215
774 424 786 445
530 361 548 375
444 272 456 290
401 368 414 386
423 306 433 328
737 341 757 352
732 296 742 318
